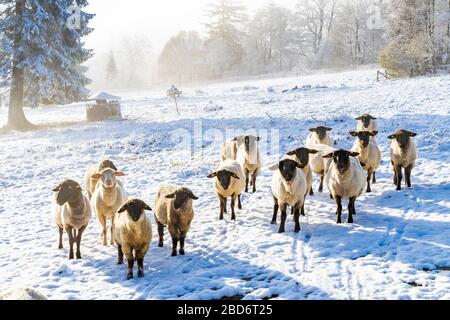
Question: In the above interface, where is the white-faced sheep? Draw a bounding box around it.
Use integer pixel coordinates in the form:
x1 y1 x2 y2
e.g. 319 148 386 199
91 168 128 246
271 158 307 233
235 135 262 193
323 150 366 224
286 147 319 197
208 160 246 221
84 159 118 199
0 288 47 300
350 131 381 193
306 126 334 192
356 114 378 133
388 129 418 191
52 179 92 260
115 198 152 280
155 186 199 257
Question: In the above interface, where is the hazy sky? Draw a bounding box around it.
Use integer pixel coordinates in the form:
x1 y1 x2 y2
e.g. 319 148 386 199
85 0 299 54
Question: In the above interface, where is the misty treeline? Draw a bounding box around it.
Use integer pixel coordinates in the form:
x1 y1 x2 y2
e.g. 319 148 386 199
155 0 449 84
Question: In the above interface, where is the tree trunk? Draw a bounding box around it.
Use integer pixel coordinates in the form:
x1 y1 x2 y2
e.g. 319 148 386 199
7 0 34 130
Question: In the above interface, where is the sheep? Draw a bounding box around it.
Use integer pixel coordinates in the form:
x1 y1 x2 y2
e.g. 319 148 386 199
356 114 378 133
84 159 118 199
350 131 381 193
52 179 92 260
221 140 238 161
207 159 246 221
235 135 262 193
323 150 366 224
286 147 319 197
155 186 199 257
91 168 128 246
115 199 152 280
0 288 47 300
388 129 418 191
306 126 334 192
270 158 307 233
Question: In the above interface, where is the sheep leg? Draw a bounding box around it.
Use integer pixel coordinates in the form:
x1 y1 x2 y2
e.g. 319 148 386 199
117 245 124 265
110 216 115 246
294 204 301 233
171 237 179 257
366 170 372 193
372 172 377 184
231 195 237 221
58 226 64 249
245 169 250 193
278 204 287 233
65 226 75 260
219 194 225 220
137 259 144 277
318 172 324 192
123 247 134 280
224 197 228 213
395 165 403 191
348 197 356 224
309 187 314 196
252 172 257 193
75 225 86 259
135 247 148 277
179 236 186 256
392 161 397 185
98 214 107 246
156 219 164 247
405 165 413 188
238 195 242 210
301 201 306 217
272 195 279 225
335 196 343 224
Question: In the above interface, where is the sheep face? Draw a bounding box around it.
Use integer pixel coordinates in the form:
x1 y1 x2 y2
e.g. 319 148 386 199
323 150 360 174
356 114 377 129
208 170 240 190
279 159 305 182
309 126 332 140
287 148 318 166
98 160 117 171
92 168 125 189
388 130 417 150
52 180 82 206
166 188 199 210
118 199 152 222
349 131 378 148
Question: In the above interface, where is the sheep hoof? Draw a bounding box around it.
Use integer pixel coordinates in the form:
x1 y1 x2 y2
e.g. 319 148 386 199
366 188 372 193
348 219 354 224
271 220 277 225
138 271 144 278
58 245 63 250
171 251 177 257
294 227 301 233
179 249 185 256
396 186 402 191
69 255 74 260
309 191 314 196
278 228 285 234
127 273 133 280
158 242 163 248
336 220 342 224
76 253 81 259
117 260 123 265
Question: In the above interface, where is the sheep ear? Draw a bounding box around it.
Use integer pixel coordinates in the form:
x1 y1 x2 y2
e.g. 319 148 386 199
165 193 176 199
370 131 379 136
256 137 261 141
268 163 279 171
207 172 217 179
323 153 333 159
325 127 332 131
349 131 358 137
76 185 83 190
355 116 362 120
115 172 126 177
286 150 296 156
388 134 396 140
188 191 199 200
409 132 417 137
229 172 240 180
118 204 128 213
309 128 316 132
91 173 101 179
52 185 61 192
296 162 306 169
349 152 360 157
370 116 377 120
308 149 319 154
143 203 152 211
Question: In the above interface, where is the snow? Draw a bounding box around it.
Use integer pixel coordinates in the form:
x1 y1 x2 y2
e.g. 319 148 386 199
0 69 449 300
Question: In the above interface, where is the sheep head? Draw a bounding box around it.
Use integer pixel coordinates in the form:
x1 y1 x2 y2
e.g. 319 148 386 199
165 187 199 210
349 131 378 148
208 170 240 190
355 114 377 129
279 159 305 182
91 168 125 189
309 126 332 140
323 150 360 175
286 148 318 166
388 130 417 150
52 179 83 206
118 199 152 222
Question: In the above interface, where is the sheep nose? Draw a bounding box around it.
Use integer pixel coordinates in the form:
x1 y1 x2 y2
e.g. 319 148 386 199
106 179 112 185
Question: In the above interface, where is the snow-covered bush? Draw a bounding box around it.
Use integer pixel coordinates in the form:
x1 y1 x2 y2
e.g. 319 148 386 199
167 85 183 115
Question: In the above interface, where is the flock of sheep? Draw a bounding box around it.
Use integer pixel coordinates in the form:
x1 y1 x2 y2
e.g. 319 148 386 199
51 114 418 280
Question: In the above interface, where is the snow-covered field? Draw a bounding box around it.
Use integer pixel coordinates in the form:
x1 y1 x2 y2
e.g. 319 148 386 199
0 69 449 300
